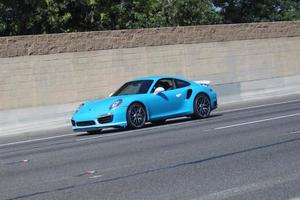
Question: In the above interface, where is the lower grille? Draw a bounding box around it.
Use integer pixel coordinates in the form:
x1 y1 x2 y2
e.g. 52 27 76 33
76 121 96 127
98 115 113 124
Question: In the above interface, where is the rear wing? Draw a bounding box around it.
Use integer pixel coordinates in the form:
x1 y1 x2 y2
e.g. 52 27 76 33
195 80 211 87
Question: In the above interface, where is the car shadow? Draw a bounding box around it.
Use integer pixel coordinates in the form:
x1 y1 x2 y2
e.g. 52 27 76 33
76 113 223 137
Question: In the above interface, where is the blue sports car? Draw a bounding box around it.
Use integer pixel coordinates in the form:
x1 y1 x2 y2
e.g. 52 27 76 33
71 76 217 133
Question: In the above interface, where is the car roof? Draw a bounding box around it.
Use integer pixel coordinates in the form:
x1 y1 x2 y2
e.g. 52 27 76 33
132 75 188 82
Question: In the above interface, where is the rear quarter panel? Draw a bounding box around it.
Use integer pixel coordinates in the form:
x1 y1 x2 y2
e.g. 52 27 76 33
190 83 218 110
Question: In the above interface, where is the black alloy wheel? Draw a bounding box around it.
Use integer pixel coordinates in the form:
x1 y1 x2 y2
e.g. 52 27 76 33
127 103 147 129
193 93 211 119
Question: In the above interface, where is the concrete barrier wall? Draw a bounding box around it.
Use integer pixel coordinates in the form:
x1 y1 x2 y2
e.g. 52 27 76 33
1 21 300 135
1 21 300 58
1 35 300 110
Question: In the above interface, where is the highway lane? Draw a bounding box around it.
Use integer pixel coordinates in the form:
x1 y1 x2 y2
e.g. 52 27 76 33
0 95 300 200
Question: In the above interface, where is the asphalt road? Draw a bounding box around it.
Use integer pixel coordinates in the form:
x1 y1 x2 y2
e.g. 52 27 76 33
1 94 300 200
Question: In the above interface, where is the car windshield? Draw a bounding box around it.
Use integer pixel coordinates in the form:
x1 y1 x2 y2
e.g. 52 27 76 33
112 80 153 96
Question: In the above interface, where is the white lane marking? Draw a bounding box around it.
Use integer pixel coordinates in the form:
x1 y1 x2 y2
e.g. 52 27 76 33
217 99 300 114
0 133 76 148
1 99 300 147
0 120 197 147
283 130 300 136
198 172 300 200
5 159 30 165
86 170 96 174
89 175 103 179
214 112 300 130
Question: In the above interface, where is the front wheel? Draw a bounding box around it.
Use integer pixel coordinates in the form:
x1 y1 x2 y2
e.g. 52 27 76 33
126 103 147 129
192 93 211 119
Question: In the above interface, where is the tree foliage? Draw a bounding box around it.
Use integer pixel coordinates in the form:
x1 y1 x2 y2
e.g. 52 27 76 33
0 0 299 36
215 0 300 23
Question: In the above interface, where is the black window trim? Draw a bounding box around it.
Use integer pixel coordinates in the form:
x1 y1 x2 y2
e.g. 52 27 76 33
151 78 176 93
174 78 191 89
112 79 154 96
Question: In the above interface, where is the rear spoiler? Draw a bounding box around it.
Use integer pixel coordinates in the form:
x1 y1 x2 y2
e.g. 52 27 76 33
195 80 211 87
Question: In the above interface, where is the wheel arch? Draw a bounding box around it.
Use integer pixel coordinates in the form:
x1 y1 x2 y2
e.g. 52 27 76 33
127 101 149 121
194 92 212 108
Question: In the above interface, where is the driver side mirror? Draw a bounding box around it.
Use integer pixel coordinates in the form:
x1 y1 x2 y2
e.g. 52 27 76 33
154 87 165 95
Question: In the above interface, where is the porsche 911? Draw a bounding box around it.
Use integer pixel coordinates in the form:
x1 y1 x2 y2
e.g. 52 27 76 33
71 76 217 133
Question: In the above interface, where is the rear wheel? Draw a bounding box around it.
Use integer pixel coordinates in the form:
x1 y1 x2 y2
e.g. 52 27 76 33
192 93 211 119
127 103 147 129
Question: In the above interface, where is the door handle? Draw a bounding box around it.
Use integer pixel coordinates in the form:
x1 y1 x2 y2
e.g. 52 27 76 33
176 93 182 98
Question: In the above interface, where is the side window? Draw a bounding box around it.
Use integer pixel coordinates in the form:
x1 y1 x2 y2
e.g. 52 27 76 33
175 79 190 89
152 79 175 92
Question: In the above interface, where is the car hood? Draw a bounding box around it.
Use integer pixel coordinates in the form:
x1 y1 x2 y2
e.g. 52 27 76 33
79 96 121 114
73 95 135 120
73 94 146 121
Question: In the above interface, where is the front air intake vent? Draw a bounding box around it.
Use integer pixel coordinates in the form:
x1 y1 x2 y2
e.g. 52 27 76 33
76 121 95 126
186 89 192 99
98 115 113 124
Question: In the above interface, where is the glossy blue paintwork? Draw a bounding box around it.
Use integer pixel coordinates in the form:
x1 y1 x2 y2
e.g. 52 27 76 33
72 76 217 132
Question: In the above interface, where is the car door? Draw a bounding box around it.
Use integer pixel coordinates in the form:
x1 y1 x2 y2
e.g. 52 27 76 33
144 78 183 119
172 78 192 114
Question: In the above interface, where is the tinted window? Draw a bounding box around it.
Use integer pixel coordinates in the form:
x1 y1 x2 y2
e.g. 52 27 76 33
112 80 153 96
175 79 190 88
151 79 175 92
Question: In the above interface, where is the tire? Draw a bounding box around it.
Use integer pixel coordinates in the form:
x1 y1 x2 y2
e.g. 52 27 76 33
151 119 166 125
87 129 102 134
192 93 211 119
126 103 147 129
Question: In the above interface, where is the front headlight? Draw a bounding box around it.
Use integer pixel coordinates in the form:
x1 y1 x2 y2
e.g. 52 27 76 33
110 99 122 110
75 103 85 113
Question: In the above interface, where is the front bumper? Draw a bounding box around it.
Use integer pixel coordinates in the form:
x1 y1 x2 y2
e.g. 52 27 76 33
71 106 128 132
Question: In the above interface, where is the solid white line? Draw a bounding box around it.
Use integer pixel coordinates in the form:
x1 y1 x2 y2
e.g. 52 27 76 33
0 119 198 147
214 112 300 130
0 133 75 148
217 99 300 114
